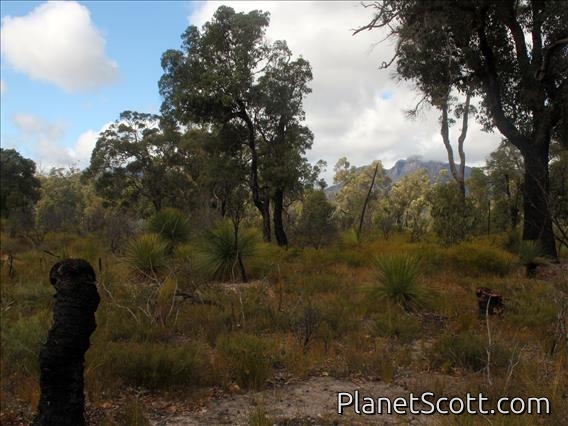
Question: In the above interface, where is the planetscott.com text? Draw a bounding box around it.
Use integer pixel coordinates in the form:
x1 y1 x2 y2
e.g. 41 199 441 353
337 391 550 416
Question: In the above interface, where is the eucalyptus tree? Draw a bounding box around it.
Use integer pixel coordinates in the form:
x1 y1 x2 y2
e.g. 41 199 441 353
85 111 196 214
486 140 524 231
255 41 314 245
332 158 390 236
0 148 40 232
159 6 314 245
357 0 568 258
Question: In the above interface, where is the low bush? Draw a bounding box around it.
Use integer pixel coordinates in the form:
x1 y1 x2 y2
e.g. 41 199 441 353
446 242 514 276
102 341 211 390
216 333 272 390
430 331 510 373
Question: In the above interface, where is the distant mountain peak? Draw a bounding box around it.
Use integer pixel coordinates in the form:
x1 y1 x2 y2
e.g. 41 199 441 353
325 157 472 196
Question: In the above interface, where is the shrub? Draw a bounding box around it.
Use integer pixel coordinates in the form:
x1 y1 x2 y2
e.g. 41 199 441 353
125 233 168 276
374 306 421 343
1 311 50 376
148 208 190 249
103 342 211 389
430 332 486 372
216 333 271 390
430 331 510 373
195 221 258 282
518 240 548 277
375 254 425 312
446 242 514 276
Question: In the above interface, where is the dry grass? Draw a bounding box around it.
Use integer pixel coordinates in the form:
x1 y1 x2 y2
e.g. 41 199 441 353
1 230 566 424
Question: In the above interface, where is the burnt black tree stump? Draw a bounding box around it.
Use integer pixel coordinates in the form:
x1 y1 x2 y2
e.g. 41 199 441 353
33 259 100 426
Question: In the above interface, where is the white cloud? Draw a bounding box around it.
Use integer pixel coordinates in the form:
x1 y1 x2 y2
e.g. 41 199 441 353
188 2 501 182
0 79 5 94
8 113 110 170
1 1 118 92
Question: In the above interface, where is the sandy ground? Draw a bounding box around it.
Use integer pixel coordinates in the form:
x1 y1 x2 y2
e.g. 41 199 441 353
148 376 440 425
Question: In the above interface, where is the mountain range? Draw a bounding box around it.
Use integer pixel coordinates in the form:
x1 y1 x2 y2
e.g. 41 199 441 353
325 156 473 196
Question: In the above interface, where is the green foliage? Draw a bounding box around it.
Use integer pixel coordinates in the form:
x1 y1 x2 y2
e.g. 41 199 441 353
0 148 40 233
295 190 336 248
1 311 50 376
332 158 390 232
446 242 514 277
195 221 258 282
374 305 421 343
374 254 424 312
36 168 86 234
102 342 211 389
148 207 190 249
518 240 547 266
429 181 475 245
125 233 169 276
382 169 431 241
85 111 196 213
159 6 316 246
216 333 271 390
430 331 510 373
430 332 487 372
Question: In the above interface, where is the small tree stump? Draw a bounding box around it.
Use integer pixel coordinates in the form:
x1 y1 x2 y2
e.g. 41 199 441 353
33 259 100 426
476 287 504 317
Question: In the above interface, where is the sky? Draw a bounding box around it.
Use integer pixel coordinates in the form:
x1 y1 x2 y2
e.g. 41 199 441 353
1 1 503 183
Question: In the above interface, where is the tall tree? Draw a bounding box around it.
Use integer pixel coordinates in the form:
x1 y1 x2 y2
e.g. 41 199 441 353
159 6 314 245
486 140 524 231
357 0 568 258
85 111 196 214
255 41 313 246
0 148 40 232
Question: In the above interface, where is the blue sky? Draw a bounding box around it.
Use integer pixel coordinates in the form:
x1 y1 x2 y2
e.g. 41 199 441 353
1 1 200 171
1 1 501 180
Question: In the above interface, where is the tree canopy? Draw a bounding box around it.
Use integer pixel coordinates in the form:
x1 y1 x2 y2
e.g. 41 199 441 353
159 6 315 245
0 148 41 232
357 0 568 258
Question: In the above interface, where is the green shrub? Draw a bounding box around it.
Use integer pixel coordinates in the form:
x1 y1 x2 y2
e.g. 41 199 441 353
103 342 211 389
518 240 548 277
430 332 486 372
195 221 258 282
374 306 421 343
148 208 190 249
216 333 271 390
430 331 510 373
125 233 168 276
375 254 425 312
1 310 51 376
446 242 514 276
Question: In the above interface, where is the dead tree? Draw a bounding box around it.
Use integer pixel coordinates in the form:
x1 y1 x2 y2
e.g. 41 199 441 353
33 259 100 426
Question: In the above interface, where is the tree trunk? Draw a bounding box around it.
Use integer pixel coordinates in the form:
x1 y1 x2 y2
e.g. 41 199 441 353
237 101 271 242
519 140 558 259
260 190 271 243
357 162 380 242
34 259 100 426
272 188 288 247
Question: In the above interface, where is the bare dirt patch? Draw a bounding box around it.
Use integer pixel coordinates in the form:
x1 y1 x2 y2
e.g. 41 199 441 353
147 376 440 425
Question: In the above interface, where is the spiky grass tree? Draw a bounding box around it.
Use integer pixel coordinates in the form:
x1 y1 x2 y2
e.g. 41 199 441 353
375 254 424 312
197 221 258 282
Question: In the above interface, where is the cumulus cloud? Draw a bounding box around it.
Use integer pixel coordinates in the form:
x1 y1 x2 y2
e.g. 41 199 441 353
8 113 109 170
188 2 501 182
1 1 118 92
